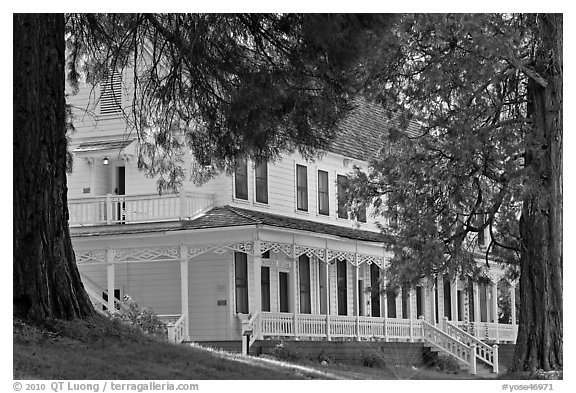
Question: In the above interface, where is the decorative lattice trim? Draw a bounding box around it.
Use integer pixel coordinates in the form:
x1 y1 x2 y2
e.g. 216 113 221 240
356 254 386 269
260 241 293 257
76 249 107 265
188 242 254 258
326 250 356 264
114 246 180 263
294 245 326 261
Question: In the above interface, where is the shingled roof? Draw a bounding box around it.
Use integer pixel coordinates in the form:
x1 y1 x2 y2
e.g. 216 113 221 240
72 205 385 243
326 100 421 161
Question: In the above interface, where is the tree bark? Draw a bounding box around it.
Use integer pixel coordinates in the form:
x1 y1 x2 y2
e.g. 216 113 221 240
13 14 94 321
511 14 562 373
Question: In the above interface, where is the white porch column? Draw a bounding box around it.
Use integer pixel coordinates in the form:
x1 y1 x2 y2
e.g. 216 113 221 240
437 277 445 320
491 280 498 323
510 282 517 326
473 282 481 324
290 244 298 315
430 278 437 324
251 239 262 314
395 287 402 318
354 262 360 340
409 288 417 320
180 244 190 341
106 248 115 313
451 279 458 321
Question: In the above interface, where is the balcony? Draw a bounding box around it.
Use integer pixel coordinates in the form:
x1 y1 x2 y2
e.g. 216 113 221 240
68 192 214 226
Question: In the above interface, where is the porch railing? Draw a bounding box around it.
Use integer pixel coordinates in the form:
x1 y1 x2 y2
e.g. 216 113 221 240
68 191 214 226
256 312 423 341
453 321 518 343
158 314 187 344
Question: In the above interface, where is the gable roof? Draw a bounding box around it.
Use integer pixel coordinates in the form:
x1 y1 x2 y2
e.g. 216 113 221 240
72 205 385 243
326 100 421 162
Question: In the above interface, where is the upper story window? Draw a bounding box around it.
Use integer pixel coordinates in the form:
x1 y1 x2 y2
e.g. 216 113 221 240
234 158 248 200
296 164 308 211
255 162 268 204
337 174 348 219
100 69 122 117
318 170 329 216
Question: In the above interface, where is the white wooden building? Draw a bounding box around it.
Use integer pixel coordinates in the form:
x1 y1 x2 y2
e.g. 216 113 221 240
66 70 518 374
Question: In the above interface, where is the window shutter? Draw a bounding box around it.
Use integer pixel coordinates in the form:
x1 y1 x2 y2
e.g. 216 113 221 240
100 69 122 117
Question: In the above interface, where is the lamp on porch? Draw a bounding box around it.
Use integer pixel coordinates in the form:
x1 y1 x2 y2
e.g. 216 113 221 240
102 157 109 166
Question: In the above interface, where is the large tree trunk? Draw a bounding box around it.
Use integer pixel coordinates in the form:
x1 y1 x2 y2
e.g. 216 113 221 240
511 14 562 373
13 14 94 321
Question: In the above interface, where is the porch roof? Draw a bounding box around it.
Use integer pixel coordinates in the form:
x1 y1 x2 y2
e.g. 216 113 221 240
73 139 135 153
71 205 386 243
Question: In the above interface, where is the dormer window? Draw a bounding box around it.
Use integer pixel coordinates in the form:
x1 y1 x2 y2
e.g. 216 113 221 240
100 69 122 117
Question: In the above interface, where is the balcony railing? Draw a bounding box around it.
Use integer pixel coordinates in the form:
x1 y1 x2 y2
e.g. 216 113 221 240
68 192 214 226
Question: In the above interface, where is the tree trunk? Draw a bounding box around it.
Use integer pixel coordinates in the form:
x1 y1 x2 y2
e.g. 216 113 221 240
511 14 562 373
13 14 94 321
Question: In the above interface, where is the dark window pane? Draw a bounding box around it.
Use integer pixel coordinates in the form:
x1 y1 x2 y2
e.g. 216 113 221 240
319 263 327 314
299 255 311 314
337 259 347 315
235 252 248 313
235 159 248 200
387 290 397 318
318 170 329 215
370 264 380 317
296 165 308 211
357 203 367 223
255 162 268 204
261 266 270 312
337 175 348 219
279 272 289 312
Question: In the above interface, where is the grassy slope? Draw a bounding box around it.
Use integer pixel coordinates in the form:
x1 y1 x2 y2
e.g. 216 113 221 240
14 316 497 380
13 316 330 380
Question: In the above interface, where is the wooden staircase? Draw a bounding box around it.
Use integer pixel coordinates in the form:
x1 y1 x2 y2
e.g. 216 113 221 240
420 317 499 375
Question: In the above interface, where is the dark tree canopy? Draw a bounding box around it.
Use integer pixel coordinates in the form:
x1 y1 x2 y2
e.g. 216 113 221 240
349 13 562 372
66 13 392 190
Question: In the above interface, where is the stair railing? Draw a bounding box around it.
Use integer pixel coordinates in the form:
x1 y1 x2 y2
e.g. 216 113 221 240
420 318 475 374
444 318 498 373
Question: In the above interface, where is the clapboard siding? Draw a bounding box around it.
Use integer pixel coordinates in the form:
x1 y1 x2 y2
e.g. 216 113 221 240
188 252 232 341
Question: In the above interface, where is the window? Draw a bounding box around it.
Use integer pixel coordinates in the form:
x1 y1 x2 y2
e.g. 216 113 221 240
386 289 397 318
255 162 268 204
318 170 329 215
319 263 328 314
296 164 308 211
261 266 271 312
234 252 248 313
402 283 410 319
279 272 289 312
337 259 347 315
337 175 348 219
234 158 248 200
299 255 311 314
416 286 423 318
100 69 122 117
370 264 381 317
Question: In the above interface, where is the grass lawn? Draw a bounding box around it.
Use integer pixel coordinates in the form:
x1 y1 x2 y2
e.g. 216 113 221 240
12 315 500 380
